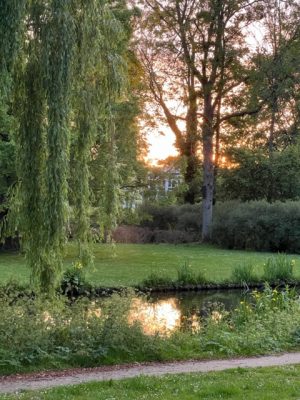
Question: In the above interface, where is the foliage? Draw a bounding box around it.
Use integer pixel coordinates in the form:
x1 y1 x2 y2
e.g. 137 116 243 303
61 262 87 298
139 203 201 232
0 137 16 210
212 200 300 253
2 0 140 292
0 286 300 375
218 145 300 202
231 263 258 285
263 255 295 283
201 286 300 356
70 0 132 259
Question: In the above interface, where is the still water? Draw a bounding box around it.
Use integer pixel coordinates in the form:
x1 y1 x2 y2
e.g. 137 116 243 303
128 289 247 335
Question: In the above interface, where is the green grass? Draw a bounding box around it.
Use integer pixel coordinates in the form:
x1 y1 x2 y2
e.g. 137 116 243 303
2 365 300 399
1 243 300 287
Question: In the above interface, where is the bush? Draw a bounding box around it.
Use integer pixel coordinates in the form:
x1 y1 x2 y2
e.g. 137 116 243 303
61 262 88 297
212 200 300 253
263 255 295 283
139 203 201 232
231 263 258 284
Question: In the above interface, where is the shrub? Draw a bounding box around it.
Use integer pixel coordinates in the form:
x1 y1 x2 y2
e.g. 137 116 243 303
139 203 201 232
263 255 295 282
201 285 300 356
231 263 257 285
61 262 88 297
212 200 300 253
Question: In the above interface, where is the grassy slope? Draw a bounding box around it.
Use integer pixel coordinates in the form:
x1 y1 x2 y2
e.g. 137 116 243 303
1 243 300 287
2 366 300 399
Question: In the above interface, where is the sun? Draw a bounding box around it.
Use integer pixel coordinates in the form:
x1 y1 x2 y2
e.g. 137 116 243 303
146 128 178 165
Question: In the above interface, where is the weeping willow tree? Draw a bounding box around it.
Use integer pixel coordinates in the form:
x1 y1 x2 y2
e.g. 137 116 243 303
16 0 75 292
71 0 130 261
2 0 137 292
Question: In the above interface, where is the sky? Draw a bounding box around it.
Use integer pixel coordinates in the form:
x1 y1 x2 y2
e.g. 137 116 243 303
146 129 178 165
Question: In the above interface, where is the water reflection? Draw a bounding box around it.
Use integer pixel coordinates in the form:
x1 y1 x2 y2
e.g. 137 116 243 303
129 290 245 335
129 298 181 335
80 290 249 336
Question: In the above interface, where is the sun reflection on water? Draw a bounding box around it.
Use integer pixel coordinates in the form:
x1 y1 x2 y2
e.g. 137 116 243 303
129 298 182 336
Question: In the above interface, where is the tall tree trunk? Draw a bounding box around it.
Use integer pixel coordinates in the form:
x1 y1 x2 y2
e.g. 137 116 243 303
202 93 214 241
267 104 276 202
213 97 222 204
184 84 198 204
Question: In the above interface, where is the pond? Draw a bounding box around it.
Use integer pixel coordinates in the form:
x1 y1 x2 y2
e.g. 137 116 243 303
128 289 248 335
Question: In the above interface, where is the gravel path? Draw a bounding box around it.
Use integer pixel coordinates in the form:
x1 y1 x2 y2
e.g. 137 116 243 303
1 352 300 394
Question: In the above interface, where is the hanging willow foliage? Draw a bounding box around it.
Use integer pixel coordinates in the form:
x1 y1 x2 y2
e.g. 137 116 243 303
41 0 75 290
0 0 26 139
0 0 26 85
71 0 105 267
71 0 127 259
0 0 26 243
93 2 128 242
7 0 131 292
16 0 75 292
17 4 46 282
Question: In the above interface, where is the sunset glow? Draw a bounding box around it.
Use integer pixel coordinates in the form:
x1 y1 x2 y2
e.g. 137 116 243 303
146 129 178 165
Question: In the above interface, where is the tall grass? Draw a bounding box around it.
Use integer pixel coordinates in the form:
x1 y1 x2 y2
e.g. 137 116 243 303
263 255 295 282
231 262 258 284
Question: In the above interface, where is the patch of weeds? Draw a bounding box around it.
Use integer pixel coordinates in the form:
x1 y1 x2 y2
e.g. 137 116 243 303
142 271 173 288
231 263 257 285
61 261 88 297
263 254 295 283
176 262 206 285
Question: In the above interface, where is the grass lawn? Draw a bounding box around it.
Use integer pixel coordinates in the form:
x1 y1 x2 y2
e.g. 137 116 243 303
2 366 300 399
1 243 300 287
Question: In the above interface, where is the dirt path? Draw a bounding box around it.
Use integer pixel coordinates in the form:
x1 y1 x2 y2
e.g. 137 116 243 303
1 352 300 394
